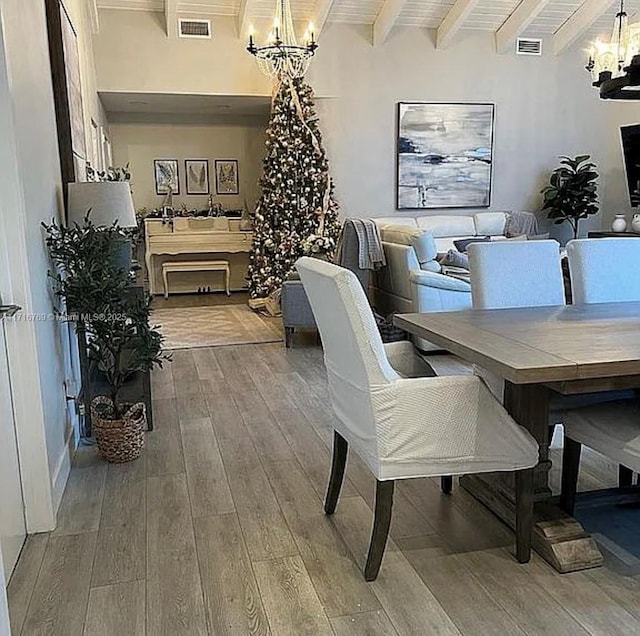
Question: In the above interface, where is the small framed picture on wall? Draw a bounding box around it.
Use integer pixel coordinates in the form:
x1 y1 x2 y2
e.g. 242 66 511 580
154 159 180 195
215 159 239 195
185 159 210 195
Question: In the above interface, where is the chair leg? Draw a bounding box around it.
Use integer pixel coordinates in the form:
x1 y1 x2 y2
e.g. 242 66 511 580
364 480 394 581
560 437 582 516
324 431 348 515
515 468 534 564
284 327 294 348
441 476 453 494
619 465 634 488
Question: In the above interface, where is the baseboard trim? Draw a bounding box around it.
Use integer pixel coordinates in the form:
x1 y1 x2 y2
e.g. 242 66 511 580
51 427 76 516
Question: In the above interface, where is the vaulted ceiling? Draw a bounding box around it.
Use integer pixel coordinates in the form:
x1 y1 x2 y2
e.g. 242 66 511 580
96 0 640 52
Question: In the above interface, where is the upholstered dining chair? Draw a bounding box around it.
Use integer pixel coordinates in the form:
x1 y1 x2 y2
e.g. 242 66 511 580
566 237 640 304
561 400 640 515
467 240 565 310
560 238 640 498
467 240 565 402
296 256 538 581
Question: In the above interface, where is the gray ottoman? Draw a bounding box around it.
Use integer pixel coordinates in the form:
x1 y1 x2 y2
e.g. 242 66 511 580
281 279 317 347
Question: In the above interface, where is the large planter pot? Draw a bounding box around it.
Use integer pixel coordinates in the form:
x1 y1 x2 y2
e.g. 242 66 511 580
91 396 146 463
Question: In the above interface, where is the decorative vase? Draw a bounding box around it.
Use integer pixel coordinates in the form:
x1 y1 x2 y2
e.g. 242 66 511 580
239 205 253 231
611 214 628 233
632 213 640 233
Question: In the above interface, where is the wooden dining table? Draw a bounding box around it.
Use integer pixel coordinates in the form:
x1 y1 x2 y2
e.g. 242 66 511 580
395 302 640 573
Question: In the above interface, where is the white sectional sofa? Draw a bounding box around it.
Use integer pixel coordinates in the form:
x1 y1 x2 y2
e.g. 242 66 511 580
372 212 509 253
368 212 509 351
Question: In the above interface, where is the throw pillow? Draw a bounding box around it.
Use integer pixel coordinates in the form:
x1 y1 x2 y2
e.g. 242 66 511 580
453 236 492 253
527 233 551 241
441 249 469 270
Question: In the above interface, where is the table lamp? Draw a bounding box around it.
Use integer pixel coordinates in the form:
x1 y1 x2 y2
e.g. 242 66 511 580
67 181 137 228
67 181 137 272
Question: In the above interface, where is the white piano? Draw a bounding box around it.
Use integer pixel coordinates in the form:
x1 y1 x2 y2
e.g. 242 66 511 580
144 217 253 296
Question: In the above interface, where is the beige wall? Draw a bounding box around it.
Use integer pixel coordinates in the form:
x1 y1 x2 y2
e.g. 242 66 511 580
94 9 638 233
111 121 265 212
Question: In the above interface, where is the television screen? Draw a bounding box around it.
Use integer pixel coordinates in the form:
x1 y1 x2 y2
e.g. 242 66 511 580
620 123 640 207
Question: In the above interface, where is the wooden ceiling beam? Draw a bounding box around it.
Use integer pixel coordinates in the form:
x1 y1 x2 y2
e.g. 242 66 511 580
310 0 335 38
238 0 263 39
495 0 550 54
165 0 178 38
88 0 100 34
373 0 408 47
436 0 481 50
553 0 618 55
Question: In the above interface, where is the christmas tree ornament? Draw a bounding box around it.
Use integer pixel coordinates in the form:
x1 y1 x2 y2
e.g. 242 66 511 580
247 77 340 301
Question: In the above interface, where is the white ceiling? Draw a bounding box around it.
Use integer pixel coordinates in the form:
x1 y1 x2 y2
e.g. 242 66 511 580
96 0 640 40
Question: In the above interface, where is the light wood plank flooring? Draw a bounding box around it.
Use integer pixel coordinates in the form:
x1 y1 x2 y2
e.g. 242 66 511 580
8 344 640 635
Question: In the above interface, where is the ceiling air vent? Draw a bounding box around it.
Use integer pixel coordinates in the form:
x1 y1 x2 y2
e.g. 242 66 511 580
179 19 211 39
516 37 542 56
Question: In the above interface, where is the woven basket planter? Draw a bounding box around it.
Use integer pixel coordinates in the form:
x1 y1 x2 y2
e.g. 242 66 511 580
91 396 146 463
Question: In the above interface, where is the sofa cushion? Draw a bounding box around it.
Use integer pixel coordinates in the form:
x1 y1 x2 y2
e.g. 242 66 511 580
474 212 507 237
453 236 492 253
379 225 422 246
416 215 476 238
380 226 440 273
373 217 418 228
441 249 470 270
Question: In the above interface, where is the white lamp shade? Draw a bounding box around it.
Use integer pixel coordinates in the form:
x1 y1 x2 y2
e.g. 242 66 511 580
67 181 137 228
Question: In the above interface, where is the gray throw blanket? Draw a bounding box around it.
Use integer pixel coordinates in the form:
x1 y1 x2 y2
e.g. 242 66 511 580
505 211 539 237
337 218 386 270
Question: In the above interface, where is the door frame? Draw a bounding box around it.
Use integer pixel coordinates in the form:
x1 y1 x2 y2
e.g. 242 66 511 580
0 9 57 536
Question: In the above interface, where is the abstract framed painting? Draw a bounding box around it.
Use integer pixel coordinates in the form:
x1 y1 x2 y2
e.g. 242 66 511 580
397 102 495 210
215 159 239 195
185 159 210 195
154 159 180 195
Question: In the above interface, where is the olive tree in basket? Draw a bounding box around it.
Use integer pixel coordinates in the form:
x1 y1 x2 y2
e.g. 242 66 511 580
43 214 170 462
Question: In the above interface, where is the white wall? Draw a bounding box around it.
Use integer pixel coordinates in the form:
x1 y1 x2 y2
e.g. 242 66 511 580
64 0 110 164
0 0 109 550
111 121 266 212
93 10 634 233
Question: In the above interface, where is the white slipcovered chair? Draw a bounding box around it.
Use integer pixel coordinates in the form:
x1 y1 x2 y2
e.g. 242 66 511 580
468 240 565 310
560 238 640 510
567 237 640 304
296 256 538 581
467 241 565 401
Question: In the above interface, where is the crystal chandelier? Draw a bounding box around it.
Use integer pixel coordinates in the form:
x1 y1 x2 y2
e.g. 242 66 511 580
586 0 640 99
246 0 318 80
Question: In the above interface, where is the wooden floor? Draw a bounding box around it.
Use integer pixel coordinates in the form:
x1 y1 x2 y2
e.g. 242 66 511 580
8 343 640 636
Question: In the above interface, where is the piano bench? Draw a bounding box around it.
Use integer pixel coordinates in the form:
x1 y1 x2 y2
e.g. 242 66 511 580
162 260 230 299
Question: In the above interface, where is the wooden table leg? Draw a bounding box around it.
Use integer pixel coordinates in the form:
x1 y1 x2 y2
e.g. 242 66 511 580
460 381 603 573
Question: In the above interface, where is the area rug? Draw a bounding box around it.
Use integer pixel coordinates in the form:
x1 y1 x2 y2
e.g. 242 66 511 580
151 305 283 350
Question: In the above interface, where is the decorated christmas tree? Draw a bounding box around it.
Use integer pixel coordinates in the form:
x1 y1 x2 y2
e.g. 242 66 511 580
248 76 340 300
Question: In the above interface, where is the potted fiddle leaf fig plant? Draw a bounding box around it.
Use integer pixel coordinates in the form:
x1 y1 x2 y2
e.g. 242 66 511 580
541 155 599 240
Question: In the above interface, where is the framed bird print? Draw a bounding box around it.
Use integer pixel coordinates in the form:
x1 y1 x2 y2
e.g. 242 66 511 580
154 159 179 195
185 159 210 195
215 159 239 195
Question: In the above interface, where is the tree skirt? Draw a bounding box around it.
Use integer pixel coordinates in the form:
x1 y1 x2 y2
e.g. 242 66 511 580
151 305 283 350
